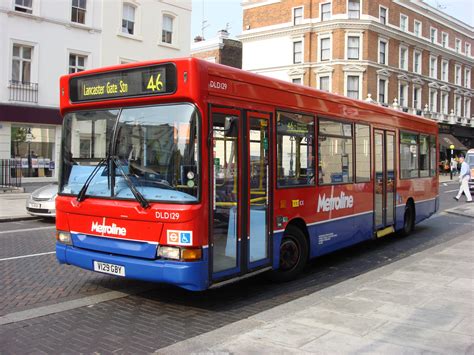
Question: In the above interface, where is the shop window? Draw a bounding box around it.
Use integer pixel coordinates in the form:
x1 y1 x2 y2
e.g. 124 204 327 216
276 111 314 187
318 119 353 184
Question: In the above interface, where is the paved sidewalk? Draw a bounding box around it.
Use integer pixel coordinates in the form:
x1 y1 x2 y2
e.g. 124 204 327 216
0 193 37 222
158 216 474 354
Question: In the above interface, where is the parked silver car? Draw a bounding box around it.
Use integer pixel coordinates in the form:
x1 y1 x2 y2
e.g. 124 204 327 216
26 183 58 218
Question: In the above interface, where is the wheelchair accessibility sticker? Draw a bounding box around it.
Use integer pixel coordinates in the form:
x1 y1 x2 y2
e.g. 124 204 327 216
167 230 193 246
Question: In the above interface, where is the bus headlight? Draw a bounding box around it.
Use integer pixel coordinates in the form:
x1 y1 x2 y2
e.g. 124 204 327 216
158 246 180 260
56 230 72 245
157 246 202 261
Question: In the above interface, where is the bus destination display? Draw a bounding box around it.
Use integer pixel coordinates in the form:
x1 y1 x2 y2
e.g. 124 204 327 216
69 64 176 102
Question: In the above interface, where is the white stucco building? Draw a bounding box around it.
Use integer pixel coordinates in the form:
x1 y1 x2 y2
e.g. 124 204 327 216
0 0 191 179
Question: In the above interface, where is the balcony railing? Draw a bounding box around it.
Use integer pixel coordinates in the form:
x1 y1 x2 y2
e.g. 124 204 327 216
9 80 38 103
365 96 473 128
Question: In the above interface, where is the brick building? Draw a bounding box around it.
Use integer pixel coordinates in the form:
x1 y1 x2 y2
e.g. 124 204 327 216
191 30 243 69
240 0 474 150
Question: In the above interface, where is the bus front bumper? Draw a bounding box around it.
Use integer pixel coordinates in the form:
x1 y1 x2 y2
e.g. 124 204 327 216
56 243 209 291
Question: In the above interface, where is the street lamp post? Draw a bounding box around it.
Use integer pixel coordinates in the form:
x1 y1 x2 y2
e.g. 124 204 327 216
449 144 455 180
26 128 33 177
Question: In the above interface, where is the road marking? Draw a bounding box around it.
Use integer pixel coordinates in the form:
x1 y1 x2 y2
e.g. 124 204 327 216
0 286 155 326
444 189 459 193
0 251 55 262
0 226 55 235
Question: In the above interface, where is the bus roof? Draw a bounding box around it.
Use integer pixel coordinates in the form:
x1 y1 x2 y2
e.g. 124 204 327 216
59 57 438 132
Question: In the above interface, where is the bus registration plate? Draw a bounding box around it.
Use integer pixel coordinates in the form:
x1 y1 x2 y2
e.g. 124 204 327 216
93 261 125 277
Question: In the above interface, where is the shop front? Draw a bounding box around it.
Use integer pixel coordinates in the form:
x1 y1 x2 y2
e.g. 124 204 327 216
0 104 62 179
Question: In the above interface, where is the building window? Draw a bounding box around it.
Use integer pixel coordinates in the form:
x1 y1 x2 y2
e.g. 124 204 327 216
292 78 302 84
379 6 387 24
348 0 360 19
378 78 386 104
320 37 330 61
318 119 353 184
15 0 32 13
400 46 408 70
455 39 461 53
440 92 448 114
379 40 386 65
413 51 421 74
355 124 370 182
455 65 461 85
321 3 331 21
429 56 437 79
12 44 32 83
465 68 471 88
430 28 437 43
71 0 86 24
399 83 408 107
413 86 421 110
347 36 360 60
122 4 135 35
69 54 86 73
442 32 448 48
162 14 174 44
293 41 302 64
293 6 303 25
441 60 449 81
347 75 359 99
414 20 421 37
429 89 437 112
276 111 314 187
455 95 462 116
400 15 408 32
465 98 471 118
466 43 471 57
319 75 330 91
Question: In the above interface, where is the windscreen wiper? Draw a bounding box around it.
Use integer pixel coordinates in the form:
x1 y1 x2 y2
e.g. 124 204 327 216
112 156 150 209
77 158 107 202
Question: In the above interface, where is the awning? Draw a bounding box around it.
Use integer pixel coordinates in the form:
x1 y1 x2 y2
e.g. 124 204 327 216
439 133 468 151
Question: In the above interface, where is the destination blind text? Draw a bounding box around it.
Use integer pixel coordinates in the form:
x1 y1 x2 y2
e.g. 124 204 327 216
82 80 129 97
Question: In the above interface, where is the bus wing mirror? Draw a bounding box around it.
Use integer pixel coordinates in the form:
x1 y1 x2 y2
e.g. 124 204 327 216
224 116 238 137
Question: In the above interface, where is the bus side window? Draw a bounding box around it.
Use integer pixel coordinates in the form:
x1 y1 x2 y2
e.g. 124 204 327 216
276 111 315 187
318 118 353 185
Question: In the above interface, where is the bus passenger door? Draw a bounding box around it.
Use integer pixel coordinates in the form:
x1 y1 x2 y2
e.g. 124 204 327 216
374 130 396 233
210 108 241 279
210 107 272 284
246 112 271 271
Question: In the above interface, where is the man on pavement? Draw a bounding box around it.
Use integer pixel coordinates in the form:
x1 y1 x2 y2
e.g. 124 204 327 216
453 155 472 203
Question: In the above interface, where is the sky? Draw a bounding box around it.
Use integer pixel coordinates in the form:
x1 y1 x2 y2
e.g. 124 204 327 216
190 0 473 41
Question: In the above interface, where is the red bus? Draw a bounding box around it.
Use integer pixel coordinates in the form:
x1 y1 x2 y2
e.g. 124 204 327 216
56 58 439 291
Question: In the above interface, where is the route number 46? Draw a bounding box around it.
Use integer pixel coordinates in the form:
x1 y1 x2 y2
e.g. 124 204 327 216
147 73 164 92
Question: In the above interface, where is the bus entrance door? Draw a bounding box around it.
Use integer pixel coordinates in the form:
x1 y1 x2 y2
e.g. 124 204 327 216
374 130 396 236
210 107 271 284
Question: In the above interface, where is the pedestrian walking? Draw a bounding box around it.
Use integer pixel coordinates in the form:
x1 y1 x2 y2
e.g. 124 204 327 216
453 155 472 203
450 157 458 176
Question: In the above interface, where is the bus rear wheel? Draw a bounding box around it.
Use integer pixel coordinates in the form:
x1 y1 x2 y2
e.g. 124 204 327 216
399 203 415 237
269 225 308 282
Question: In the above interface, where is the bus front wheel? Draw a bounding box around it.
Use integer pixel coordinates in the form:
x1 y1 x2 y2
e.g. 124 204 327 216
270 225 308 282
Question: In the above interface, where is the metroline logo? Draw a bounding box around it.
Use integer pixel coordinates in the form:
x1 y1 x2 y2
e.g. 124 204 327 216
91 220 127 236
317 191 354 213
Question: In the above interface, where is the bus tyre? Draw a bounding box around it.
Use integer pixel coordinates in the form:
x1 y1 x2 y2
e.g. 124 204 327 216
270 226 308 282
399 204 415 237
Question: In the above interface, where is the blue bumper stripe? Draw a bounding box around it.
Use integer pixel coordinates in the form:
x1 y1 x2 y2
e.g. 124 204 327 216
56 244 209 291
71 233 158 259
